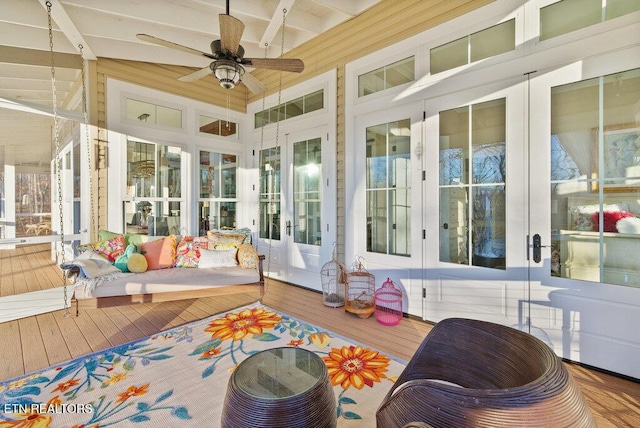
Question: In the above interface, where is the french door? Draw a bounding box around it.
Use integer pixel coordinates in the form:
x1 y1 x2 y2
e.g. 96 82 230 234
424 51 640 379
527 53 640 378
256 126 336 290
423 78 528 327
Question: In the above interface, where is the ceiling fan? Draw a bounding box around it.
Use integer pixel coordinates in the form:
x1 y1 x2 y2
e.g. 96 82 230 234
136 2 304 94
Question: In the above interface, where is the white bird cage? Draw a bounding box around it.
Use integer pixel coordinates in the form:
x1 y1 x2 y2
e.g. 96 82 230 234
320 247 347 307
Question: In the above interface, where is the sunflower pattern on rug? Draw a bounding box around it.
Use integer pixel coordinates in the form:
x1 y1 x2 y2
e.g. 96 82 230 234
0 303 405 427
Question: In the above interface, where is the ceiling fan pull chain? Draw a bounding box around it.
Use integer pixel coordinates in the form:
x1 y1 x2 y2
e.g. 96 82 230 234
226 91 230 128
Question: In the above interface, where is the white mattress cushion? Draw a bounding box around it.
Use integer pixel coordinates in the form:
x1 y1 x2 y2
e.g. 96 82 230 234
73 266 259 299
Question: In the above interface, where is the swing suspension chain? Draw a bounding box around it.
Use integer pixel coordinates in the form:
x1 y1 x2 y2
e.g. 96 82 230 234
266 8 288 281
258 8 289 286
258 43 271 280
47 1 70 317
79 45 95 242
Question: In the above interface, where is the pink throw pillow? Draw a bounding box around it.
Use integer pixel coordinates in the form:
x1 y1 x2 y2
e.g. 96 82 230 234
591 211 634 233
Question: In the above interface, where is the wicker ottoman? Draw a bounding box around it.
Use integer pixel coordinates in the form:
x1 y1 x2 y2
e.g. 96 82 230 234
221 347 336 428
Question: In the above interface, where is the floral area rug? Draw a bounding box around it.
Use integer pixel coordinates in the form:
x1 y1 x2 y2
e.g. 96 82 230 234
0 303 405 427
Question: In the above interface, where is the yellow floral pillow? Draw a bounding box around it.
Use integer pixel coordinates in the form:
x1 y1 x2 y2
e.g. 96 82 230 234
237 243 259 269
207 231 245 251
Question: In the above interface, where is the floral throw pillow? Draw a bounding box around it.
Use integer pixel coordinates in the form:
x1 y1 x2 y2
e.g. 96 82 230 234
207 231 246 251
93 234 126 262
174 236 208 268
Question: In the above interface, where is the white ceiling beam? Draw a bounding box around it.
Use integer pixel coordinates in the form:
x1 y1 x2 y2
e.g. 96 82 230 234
0 97 83 121
0 45 82 68
38 0 97 60
259 0 297 49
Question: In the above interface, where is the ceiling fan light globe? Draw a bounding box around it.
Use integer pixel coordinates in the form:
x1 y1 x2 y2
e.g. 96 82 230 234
211 60 244 90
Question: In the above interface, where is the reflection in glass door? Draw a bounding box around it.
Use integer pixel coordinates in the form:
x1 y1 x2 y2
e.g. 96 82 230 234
259 147 281 241
293 138 322 246
439 100 506 270
528 61 640 379
549 68 640 287
366 119 411 256
197 149 237 236
257 130 334 290
424 84 526 325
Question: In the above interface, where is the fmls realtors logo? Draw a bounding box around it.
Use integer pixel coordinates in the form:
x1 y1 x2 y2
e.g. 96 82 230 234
3 403 94 414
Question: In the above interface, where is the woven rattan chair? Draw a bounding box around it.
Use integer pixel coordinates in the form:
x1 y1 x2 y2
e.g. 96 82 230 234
376 318 595 428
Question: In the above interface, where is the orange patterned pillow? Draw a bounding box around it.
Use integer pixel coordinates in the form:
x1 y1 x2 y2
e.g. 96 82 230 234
141 235 177 270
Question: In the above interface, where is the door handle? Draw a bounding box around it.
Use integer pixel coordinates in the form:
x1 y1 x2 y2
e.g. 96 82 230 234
533 233 542 263
286 220 291 236
531 233 551 264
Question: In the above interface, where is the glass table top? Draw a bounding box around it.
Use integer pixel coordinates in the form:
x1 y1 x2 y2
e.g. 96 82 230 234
234 347 326 399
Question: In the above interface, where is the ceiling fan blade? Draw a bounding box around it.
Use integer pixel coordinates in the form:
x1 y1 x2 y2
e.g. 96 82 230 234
219 14 245 56
242 58 304 73
241 72 267 94
178 66 212 82
137 34 215 59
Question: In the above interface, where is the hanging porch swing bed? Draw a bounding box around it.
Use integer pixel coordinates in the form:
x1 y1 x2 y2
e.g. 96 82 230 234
65 231 265 312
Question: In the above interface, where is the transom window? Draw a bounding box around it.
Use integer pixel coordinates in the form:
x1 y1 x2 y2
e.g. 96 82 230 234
540 0 640 41
358 57 415 97
430 19 515 74
254 90 324 128
125 98 182 128
198 114 238 137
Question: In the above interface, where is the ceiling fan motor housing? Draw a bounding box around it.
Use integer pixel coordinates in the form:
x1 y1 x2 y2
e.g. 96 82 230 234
211 39 244 60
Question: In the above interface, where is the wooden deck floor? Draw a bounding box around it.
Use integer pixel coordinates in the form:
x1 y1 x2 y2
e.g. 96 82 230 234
1 244 639 427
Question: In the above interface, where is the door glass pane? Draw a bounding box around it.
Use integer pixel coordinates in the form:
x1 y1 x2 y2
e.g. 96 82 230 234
198 150 238 234
551 68 640 286
439 99 506 269
439 188 469 264
293 138 322 246
366 119 411 256
125 140 182 236
125 200 182 236
260 147 281 240
16 170 51 237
